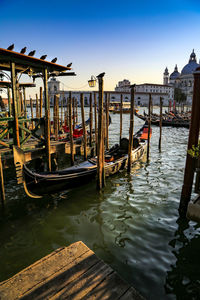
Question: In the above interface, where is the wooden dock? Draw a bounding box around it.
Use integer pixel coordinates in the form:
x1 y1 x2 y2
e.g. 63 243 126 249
0 241 144 299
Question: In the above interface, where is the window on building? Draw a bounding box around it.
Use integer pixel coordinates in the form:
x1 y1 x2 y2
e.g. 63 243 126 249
54 85 57 91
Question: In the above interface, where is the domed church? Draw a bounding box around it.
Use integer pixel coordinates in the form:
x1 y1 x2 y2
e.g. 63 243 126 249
163 50 200 103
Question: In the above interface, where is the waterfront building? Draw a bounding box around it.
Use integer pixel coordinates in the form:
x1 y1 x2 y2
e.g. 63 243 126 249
164 49 200 103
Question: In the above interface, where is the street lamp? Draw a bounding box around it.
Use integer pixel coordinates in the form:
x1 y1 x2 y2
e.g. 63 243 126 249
88 75 97 88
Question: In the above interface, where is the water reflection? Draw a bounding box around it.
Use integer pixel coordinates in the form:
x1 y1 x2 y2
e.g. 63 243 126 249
165 218 200 299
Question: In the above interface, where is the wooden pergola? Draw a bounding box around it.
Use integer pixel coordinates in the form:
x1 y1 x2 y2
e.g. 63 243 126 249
0 47 76 170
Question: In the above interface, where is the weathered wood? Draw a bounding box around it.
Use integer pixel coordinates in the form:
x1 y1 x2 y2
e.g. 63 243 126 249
81 93 87 160
120 93 123 142
0 154 5 207
127 85 135 172
97 74 105 189
75 97 78 123
0 241 143 300
180 67 200 217
94 92 98 155
36 93 39 118
89 93 93 147
39 87 43 118
23 87 27 119
53 95 59 140
30 97 34 129
72 97 75 130
61 98 63 126
69 92 74 165
7 87 12 117
105 92 109 150
159 97 163 151
147 93 152 161
43 68 51 171
10 62 20 147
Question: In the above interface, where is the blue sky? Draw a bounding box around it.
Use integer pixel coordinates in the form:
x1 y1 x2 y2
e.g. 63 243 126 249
1 0 200 96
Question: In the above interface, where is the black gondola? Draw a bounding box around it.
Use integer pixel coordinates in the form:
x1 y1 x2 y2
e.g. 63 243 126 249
13 125 148 198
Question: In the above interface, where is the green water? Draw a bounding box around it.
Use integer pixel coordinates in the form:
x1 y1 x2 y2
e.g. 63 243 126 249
0 108 200 299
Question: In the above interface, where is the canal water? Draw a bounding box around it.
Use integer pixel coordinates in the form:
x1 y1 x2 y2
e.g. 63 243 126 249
0 108 200 299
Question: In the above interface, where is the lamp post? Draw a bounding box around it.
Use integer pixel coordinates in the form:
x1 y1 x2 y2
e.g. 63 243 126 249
88 73 105 189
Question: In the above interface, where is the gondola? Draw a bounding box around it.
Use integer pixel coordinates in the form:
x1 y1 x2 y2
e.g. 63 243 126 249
13 124 149 198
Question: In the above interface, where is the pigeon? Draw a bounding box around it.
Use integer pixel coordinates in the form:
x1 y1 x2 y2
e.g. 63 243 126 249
40 55 47 60
67 62 72 68
51 57 57 63
20 47 27 54
7 44 14 51
28 50 36 56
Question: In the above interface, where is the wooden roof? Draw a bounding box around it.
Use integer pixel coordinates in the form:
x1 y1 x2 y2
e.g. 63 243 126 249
0 81 36 88
0 48 72 74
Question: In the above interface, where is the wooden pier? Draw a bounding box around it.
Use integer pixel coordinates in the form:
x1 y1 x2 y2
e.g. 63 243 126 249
0 241 144 299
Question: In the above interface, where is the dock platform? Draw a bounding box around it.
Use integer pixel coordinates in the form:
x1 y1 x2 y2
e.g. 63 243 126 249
0 241 144 299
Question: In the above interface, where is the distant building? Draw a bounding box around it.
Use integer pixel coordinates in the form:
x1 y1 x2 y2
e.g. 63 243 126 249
164 49 199 103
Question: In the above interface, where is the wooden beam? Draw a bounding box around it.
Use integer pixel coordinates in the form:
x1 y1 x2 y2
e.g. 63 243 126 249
43 68 51 171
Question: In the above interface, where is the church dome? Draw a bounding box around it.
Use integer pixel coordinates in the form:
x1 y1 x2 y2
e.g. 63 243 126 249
169 65 180 80
181 49 199 75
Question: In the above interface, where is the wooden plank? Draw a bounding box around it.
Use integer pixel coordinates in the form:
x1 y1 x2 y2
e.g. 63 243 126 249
120 287 145 300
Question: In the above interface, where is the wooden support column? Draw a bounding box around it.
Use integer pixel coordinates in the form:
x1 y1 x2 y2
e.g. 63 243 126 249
72 97 75 130
97 73 105 189
159 97 163 151
10 62 20 147
69 92 74 165
75 98 78 123
30 97 34 129
179 67 200 217
0 155 5 208
43 68 51 171
61 99 63 126
40 87 43 118
127 85 135 172
94 92 98 155
147 93 152 161
7 87 12 117
120 93 123 142
23 87 27 119
54 94 59 140
89 93 93 147
81 93 87 160
36 94 39 118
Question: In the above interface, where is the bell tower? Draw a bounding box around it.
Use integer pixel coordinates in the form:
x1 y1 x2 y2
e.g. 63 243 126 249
163 67 169 85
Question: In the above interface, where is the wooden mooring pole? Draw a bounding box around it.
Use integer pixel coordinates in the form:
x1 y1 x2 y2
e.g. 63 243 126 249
159 97 163 151
23 87 27 119
147 93 152 161
179 67 200 217
0 154 5 208
36 93 39 118
69 92 74 165
97 73 105 189
120 93 123 142
54 95 59 140
81 93 87 160
72 97 75 130
105 92 109 150
127 85 135 172
89 93 93 147
43 68 51 171
94 92 98 155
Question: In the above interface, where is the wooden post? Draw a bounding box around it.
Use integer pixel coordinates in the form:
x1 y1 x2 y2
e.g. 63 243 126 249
179 67 200 217
69 92 74 165
23 87 27 119
30 97 34 129
75 98 78 124
7 87 12 117
36 94 39 118
120 93 123 142
40 87 43 118
94 92 98 155
61 98 63 126
0 155 5 208
97 73 105 189
147 93 152 161
10 62 20 147
72 97 75 130
105 92 109 149
54 95 59 140
43 68 51 171
159 97 163 151
127 85 135 172
80 93 87 160
89 93 93 147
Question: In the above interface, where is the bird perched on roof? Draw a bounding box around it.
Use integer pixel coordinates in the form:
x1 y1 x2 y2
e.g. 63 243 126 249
67 62 72 68
20 47 27 54
7 44 14 51
40 55 47 60
28 50 36 56
51 57 57 63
